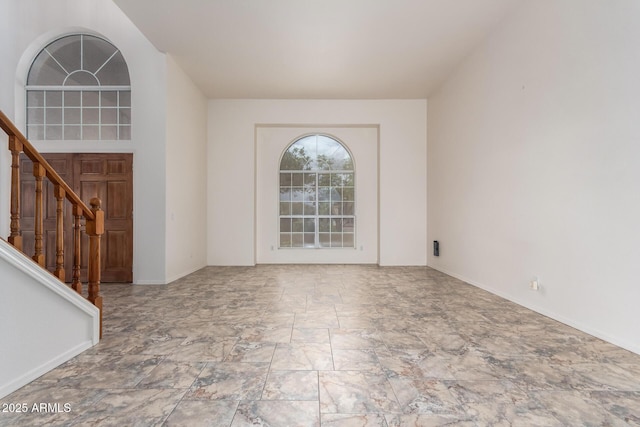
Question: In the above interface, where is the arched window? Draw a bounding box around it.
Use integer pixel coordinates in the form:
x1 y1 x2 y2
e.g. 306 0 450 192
26 34 131 141
279 134 355 248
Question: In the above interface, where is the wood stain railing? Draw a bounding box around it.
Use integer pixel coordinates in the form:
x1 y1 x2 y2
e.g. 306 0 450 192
0 110 103 337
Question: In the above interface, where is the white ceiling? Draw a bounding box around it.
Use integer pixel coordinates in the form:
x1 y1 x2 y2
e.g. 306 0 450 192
113 0 521 99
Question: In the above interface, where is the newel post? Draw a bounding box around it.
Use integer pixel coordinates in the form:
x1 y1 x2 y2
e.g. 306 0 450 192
86 197 104 337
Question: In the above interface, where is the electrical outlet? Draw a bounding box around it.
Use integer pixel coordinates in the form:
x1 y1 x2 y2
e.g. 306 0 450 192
530 277 539 291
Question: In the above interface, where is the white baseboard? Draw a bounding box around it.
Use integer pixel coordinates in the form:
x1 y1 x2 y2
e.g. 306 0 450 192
428 264 640 356
0 340 94 399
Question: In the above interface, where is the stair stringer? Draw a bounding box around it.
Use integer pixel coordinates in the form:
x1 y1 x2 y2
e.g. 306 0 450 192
0 239 99 399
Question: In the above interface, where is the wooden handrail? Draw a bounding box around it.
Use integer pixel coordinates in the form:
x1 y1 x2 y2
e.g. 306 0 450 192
1 109 103 338
0 110 94 220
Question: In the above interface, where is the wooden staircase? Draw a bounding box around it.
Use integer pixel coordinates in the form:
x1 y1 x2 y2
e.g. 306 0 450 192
1 110 104 337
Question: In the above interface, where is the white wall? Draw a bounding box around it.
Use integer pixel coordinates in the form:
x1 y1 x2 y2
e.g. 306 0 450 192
165 55 208 282
0 240 98 399
0 0 168 284
208 100 427 266
428 0 640 353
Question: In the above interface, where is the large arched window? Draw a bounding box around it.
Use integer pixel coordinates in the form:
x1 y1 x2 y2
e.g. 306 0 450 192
26 34 131 141
279 134 355 248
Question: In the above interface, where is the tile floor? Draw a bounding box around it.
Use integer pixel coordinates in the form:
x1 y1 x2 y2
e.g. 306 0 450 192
1 265 640 426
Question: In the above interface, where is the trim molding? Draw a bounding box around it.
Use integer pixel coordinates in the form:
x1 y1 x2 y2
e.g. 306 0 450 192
0 239 99 340
0 340 94 399
428 264 640 356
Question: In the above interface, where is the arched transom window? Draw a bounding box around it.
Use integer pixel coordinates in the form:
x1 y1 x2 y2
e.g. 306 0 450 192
279 134 355 248
26 34 131 141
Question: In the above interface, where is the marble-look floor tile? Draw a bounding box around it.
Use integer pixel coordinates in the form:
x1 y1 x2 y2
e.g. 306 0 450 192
4 265 640 426
333 349 381 372
186 362 269 400
170 337 238 362
387 377 462 416
292 328 331 343
321 413 389 426
164 400 238 427
37 354 164 389
330 329 385 350
385 414 476 427
271 343 334 370
225 342 276 363
262 370 319 400
589 391 640 425
319 371 400 414
447 380 564 426
137 359 205 389
535 390 631 426
73 388 186 427
239 326 292 343
231 400 319 427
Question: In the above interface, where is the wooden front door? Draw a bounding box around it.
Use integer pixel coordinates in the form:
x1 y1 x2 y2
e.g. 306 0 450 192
20 153 133 283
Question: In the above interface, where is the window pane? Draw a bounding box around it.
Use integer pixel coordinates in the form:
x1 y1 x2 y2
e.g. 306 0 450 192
119 125 131 140
279 202 291 215
27 53 67 85
102 108 117 124
27 108 44 125
304 173 316 185
64 92 81 107
342 188 354 201
65 70 98 86
280 188 291 202
304 233 315 247
331 233 343 247
280 233 291 248
343 202 355 215
64 125 81 140
119 108 131 125
101 92 117 107
292 219 303 233
343 233 354 248
319 218 330 232
83 108 99 124
304 218 315 232
319 233 331 247
95 51 130 85
280 218 291 232
82 91 99 107
64 108 81 124
318 174 330 186
303 188 315 202
27 91 45 107
102 125 117 140
48 35 81 74
318 202 330 215
292 173 303 186
280 173 292 186
46 92 62 107
83 126 99 140
46 108 62 123
119 91 131 107
45 125 62 140
292 234 303 247
291 202 303 215
28 125 45 140
83 36 117 74
343 218 355 230
303 202 316 215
